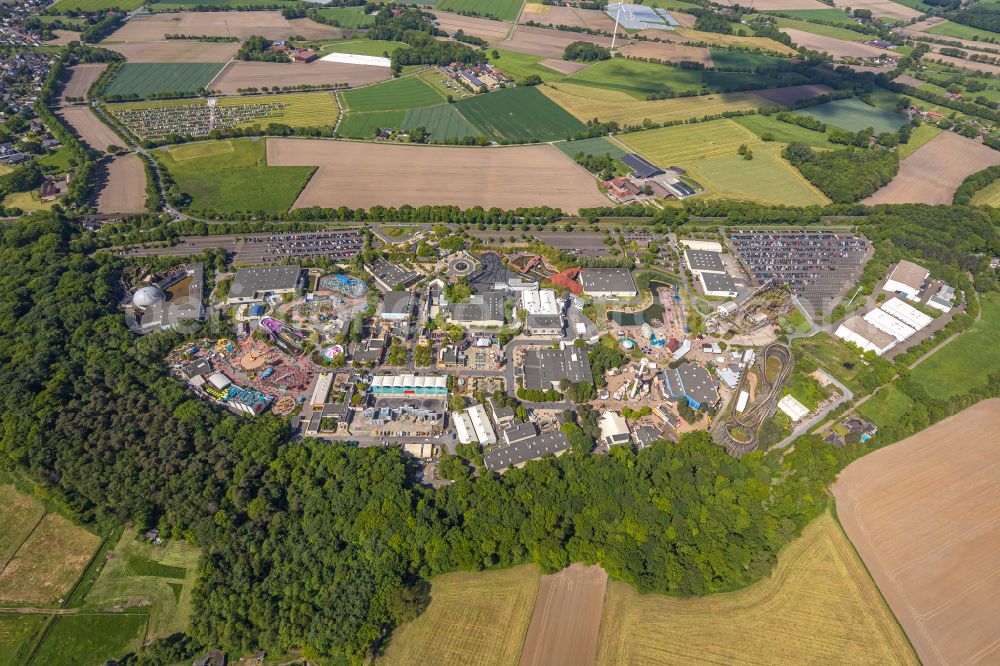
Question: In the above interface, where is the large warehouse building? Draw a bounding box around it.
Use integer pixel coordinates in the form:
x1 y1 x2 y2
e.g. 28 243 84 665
580 268 638 299
835 315 896 355
883 260 928 302
227 265 303 305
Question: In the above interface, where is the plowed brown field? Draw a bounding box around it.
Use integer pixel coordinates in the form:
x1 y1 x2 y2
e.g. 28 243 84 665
267 139 609 211
519 5 619 33
103 11 341 42
520 564 607 666
103 40 239 63
864 131 1000 205
781 29 886 58
209 60 389 95
61 64 106 102
500 26 612 58
58 106 121 152
833 399 1000 666
430 10 511 42
97 154 148 214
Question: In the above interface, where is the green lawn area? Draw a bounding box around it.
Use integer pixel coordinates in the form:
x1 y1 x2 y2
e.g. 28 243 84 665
765 8 858 26
102 63 226 99
50 0 143 9
435 0 523 21
554 136 625 159
910 293 1000 400
733 113 837 148
925 20 1000 41
798 97 908 134
337 110 406 139
708 49 795 69
38 146 76 173
341 76 445 113
312 6 376 28
453 86 586 142
793 332 864 393
773 17 868 41
312 39 408 57
857 384 914 428
781 371 830 410
33 613 147 666
0 614 47 666
488 50 570 83
566 59 704 99
897 123 942 159
157 138 315 214
971 176 1000 205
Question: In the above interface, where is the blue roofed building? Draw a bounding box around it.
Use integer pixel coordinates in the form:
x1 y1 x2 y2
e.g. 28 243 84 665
621 153 665 179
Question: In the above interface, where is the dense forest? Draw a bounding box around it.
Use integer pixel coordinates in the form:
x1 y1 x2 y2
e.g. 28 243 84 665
783 143 899 203
1 207 999 662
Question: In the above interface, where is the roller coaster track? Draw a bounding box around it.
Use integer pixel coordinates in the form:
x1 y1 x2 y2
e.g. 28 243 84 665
715 342 792 457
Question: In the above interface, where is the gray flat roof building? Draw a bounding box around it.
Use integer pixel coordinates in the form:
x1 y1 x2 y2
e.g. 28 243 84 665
522 347 592 390
450 292 506 326
228 264 302 304
525 313 563 334
699 271 739 297
633 424 666 449
503 421 538 446
580 268 638 298
382 291 416 320
484 430 570 472
683 249 725 274
365 257 419 291
676 363 718 410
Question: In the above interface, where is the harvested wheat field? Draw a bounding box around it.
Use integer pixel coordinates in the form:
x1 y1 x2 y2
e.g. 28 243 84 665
500 26 612 58
103 11 341 43
520 564 608 666
540 82 765 125
927 51 1000 74
834 399 1000 666
61 63 106 102
431 10 511 42
97 154 148 214
58 106 121 152
753 83 833 105
267 139 609 211
595 512 917 665
382 565 541 666
619 41 713 66
519 5 619 33
864 131 1000 205
716 0 830 7
830 0 922 20
104 40 239 63
781 29 886 59
209 60 389 95
538 58 588 75
0 513 101 604
46 29 81 45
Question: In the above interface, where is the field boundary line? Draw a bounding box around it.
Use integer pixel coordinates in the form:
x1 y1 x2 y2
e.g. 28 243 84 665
0 510 45 577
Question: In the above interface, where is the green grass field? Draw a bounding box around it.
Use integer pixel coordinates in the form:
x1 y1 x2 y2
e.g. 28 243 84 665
857 384 915 428
765 8 858 25
488 50 569 83
619 118 760 164
341 76 445 113
709 49 794 69
733 114 837 148
158 138 315 214
971 176 1000 205
687 142 829 206
910 293 1000 400
382 565 540 665
102 63 226 99
897 123 942 159
798 98 908 134
49 0 143 10
794 332 864 393
435 0 523 21
0 614 47 666
33 613 147 666
565 59 704 99
402 104 482 139
554 136 625 159
453 86 586 141
313 6 376 28
773 17 869 41
314 39 408 57
337 110 405 139
38 147 76 173
925 20 1000 41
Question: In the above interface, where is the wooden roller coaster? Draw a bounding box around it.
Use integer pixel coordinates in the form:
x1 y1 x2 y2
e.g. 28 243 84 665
715 342 792 457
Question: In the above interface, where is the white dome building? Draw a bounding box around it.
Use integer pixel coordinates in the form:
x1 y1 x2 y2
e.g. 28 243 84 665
132 286 166 309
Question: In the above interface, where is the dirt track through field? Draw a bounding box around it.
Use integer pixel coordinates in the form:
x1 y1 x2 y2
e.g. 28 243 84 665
501 26 613 58
833 399 1000 666
58 106 121 152
103 40 239 63
267 138 609 212
781 29 886 59
864 131 1000 205
519 564 608 666
209 60 389 95
430 10 511 42
61 64 106 102
97 154 148 214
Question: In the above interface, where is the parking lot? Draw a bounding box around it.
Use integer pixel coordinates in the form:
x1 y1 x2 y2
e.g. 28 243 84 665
235 230 365 264
727 230 869 315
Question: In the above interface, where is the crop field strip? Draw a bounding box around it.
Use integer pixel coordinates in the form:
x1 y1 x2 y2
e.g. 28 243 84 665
452 86 586 142
340 76 446 113
402 104 482 140
102 63 227 99
595 511 917 665
381 564 541 666
435 0 524 23
619 119 763 165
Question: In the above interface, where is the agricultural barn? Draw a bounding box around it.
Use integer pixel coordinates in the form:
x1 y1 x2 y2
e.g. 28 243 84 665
834 315 896 356
483 430 570 473
228 264 302 305
699 272 739 298
580 268 638 299
621 153 664 179
883 260 928 301
684 249 726 275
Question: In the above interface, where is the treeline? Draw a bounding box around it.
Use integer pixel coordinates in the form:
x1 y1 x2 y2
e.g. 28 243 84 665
952 4 1000 33
166 34 239 42
953 163 1000 204
783 143 899 203
237 35 289 63
367 6 483 73
563 41 611 62
80 11 124 43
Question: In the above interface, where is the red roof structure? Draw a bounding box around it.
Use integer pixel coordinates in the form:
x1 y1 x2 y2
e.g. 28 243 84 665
549 267 583 295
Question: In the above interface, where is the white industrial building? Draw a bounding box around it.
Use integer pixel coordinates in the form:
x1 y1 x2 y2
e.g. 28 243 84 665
310 373 333 408
735 390 749 413
679 239 723 253
864 308 916 342
881 297 932 330
777 395 810 422
521 289 559 316
466 403 497 445
453 410 476 444
883 260 928 302
835 315 896 356
699 272 740 298
599 411 631 447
